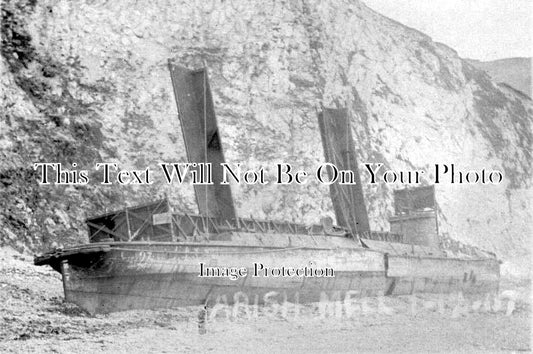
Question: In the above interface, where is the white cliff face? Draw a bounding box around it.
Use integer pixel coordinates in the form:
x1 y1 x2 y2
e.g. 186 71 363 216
1 0 531 276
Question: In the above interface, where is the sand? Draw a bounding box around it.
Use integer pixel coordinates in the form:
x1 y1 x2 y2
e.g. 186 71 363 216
0 247 530 353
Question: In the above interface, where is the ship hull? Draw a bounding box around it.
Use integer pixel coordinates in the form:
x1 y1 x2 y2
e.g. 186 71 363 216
43 242 500 314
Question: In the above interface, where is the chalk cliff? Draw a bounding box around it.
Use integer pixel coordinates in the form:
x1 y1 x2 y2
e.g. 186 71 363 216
1 0 531 276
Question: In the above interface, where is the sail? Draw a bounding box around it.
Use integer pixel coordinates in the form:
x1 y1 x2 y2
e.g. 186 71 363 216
168 63 236 220
317 108 371 237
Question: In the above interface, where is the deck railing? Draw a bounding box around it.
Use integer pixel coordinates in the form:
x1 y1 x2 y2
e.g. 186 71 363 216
86 199 404 244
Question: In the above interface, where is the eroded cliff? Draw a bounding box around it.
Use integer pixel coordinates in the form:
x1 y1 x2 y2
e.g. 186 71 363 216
1 0 531 276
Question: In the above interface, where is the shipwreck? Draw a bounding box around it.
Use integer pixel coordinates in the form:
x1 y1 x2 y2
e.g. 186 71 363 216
34 62 500 314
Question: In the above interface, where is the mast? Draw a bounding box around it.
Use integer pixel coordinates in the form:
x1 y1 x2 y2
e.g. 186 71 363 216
317 107 371 238
168 62 237 220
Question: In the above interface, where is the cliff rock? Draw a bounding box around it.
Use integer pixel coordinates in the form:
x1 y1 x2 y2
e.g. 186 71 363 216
1 0 531 277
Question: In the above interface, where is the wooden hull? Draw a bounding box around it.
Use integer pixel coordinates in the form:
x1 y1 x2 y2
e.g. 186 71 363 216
49 242 500 314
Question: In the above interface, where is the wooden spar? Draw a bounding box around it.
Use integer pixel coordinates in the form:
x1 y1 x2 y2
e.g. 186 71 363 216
168 63 237 220
317 108 371 237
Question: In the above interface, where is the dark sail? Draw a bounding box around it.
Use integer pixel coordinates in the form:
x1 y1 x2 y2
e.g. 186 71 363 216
168 63 236 220
318 108 371 237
